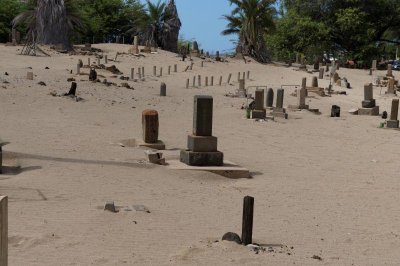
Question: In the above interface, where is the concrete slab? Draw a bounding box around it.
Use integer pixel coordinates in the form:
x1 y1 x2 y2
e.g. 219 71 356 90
167 159 250 179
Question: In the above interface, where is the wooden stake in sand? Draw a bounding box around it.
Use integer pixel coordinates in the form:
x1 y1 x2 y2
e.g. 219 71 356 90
219 76 222 86
168 66 171 75
241 196 254 246
237 72 240 82
76 64 80 75
227 73 232 84
131 68 134 80
174 64 177 72
142 67 145 77
153 66 156 76
247 71 250 80
205 77 208 87
186 79 189 89
211 76 214 86
198 75 201 87
0 196 7 266
192 76 196 87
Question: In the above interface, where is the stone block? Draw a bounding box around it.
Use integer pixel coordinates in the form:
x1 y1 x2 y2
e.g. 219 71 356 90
193 95 213 136
271 111 288 119
104 201 117 213
138 140 165 150
358 106 379 116
387 120 399 128
188 135 217 152
362 99 376 108
252 109 266 119
142 110 159 143
180 150 223 166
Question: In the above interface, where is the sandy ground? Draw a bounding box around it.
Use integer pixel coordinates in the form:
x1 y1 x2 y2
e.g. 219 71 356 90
0 43 399 265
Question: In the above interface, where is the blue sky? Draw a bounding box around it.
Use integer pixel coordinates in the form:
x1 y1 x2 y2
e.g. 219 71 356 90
142 0 236 53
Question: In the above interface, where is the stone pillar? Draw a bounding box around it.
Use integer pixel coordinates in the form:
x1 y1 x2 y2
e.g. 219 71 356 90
153 66 156 76
12 28 16 45
237 72 240 82
181 95 223 166
186 79 189 89
227 74 232 84
77 64 80 75
311 76 318 88
266 88 274 108
198 75 202 87
387 78 396 94
159 67 163 77
174 64 177 72
0 196 7 266
219 76 222 86
319 68 324 79
160 82 166 96
372 60 377 70
364 83 373 101
211 76 214 86
104 55 108 64
205 77 208 87
142 110 159 143
168 66 171 75
276 89 284 108
247 71 250 80
313 60 319 70
271 88 288 119
131 68 134 80
142 67 145 77
192 76 196 87
302 77 308 97
388 99 399 128
387 64 393 77
133 36 139 54
138 68 142 80
27 72 33 80
238 79 245 97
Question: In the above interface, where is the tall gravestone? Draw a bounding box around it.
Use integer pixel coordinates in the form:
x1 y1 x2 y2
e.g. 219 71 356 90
271 89 288 119
387 64 393 77
265 88 274 109
289 78 309 110
359 83 379 116
387 78 396 95
180 96 223 166
387 99 399 128
252 89 266 119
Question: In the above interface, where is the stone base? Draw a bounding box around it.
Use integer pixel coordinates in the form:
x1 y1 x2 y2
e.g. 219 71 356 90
180 150 224 166
252 109 266 119
358 106 380 116
138 140 165 150
387 120 399 128
167 159 250 179
271 111 288 119
188 135 217 152
362 99 376 108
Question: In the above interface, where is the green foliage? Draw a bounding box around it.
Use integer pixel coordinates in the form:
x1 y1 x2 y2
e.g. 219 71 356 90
0 0 25 42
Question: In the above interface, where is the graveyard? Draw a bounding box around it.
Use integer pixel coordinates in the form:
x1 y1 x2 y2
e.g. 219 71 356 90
1 0 400 265
0 42 399 265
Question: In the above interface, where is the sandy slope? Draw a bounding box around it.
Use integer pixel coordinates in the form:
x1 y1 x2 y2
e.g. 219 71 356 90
0 43 399 265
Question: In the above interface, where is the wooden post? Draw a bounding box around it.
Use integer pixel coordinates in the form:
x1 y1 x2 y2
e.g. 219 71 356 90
142 67 145 77
0 196 7 266
227 73 232 84
168 66 171 75
153 66 156 76
131 68 134 80
186 79 189 89
241 196 254 245
174 64 177 72
219 76 222 86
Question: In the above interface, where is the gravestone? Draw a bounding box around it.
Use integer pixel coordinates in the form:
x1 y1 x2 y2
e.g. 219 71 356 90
252 89 266 119
198 75 201 87
0 140 10 174
141 110 165 150
265 88 274 109
192 76 196 87
104 55 108 64
160 82 166 96
133 36 139 54
186 79 189 89
191 41 200 57
372 60 377 70
387 78 396 95
359 83 379 116
271 88 288 119
387 99 399 128
76 64 80 75
238 79 246 98
387 64 393 77
153 66 156 76
130 68 134 80
331 105 340 117
89 68 97 81
311 76 318 88
205 77 208 87
211 76 214 86
27 72 33 80
319 68 324 79
180 96 223 166
289 78 309 110
174 64 177 72
216 51 221 62
313 60 319 70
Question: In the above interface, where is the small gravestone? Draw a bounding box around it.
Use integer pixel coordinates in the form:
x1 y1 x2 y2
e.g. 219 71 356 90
180 96 223 166
387 99 399 128
311 76 318 88
313 60 319 70
238 79 246 97
387 78 396 95
160 82 166 96
104 201 117 213
359 83 379 116
140 110 165 150
27 72 33 80
387 64 393 77
89 68 97 81
331 105 340 117
0 140 10 174
318 68 324 79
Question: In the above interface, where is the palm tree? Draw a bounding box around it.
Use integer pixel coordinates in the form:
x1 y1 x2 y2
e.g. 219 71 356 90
222 0 276 63
13 0 83 50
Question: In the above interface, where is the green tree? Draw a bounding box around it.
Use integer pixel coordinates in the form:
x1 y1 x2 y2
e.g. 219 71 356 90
0 0 25 43
222 0 277 63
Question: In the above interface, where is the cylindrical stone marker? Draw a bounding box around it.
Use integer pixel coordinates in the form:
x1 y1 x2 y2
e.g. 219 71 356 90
205 77 208 87
241 196 254 246
193 76 196 87
211 76 214 86
219 76 222 86
153 66 156 76
77 64 81 75
198 75 201 87
227 73 232 84
364 83 373 100
160 82 166 96
168 66 171 75
301 77 307 89
131 68 134 80
266 88 274 108
104 55 108 64
390 99 399 121
186 79 189 89
174 64 177 72
142 110 159 143
312 76 318 88
193 95 213 136
276 89 284 109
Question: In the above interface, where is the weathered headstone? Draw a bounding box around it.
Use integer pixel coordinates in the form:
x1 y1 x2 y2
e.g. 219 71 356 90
311 76 318 88
271 89 288 119
265 88 274 109
160 83 166 96
387 64 393 77
319 68 324 79
238 79 246 97
387 78 396 95
104 55 108 64
372 60 377 70
331 105 340 117
133 36 139 54
174 64 177 72
252 89 266 119
89 68 97 81
359 83 379 116
27 72 33 80
290 78 309 110
141 109 165 149
180 96 223 166
130 68 135 80
387 99 399 128
76 64 81 75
